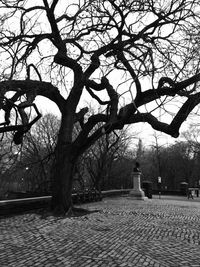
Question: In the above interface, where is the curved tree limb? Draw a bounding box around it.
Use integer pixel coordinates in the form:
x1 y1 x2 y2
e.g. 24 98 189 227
0 80 66 113
121 92 200 138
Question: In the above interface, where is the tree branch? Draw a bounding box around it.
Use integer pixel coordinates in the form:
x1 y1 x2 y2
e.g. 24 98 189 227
121 92 200 138
0 80 66 113
136 73 200 107
117 52 142 96
101 77 118 123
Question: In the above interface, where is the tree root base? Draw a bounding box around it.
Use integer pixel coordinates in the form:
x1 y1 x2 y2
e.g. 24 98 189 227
39 206 99 218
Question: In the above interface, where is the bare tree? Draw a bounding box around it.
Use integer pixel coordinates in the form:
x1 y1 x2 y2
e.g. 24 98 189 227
0 1 200 214
0 113 59 197
0 133 18 197
18 113 59 192
81 125 133 192
181 124 200 186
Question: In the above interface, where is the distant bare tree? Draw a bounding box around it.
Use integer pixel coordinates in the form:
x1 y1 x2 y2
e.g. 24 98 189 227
81 125 133 192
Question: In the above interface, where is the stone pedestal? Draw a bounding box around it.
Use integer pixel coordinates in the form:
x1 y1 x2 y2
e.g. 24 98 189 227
129 172 147 200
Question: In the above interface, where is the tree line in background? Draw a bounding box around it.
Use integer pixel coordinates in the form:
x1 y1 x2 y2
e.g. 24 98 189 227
1 113 199 200
139 129 200 191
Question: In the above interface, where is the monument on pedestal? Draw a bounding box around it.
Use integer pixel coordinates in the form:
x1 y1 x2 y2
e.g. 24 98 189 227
129 162 147 200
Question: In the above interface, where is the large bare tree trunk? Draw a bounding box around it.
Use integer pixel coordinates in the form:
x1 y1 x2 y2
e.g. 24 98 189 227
51 142 75 215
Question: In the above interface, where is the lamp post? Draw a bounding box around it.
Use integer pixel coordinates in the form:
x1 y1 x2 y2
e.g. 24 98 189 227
158 176 161 199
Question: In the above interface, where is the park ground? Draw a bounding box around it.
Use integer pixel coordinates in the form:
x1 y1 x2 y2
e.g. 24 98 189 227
0 195 200 267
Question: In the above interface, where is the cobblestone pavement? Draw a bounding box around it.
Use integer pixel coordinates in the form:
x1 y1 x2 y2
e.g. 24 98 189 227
0 196 200 267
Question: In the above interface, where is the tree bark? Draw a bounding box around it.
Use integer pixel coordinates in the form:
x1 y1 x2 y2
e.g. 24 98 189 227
50 142 75 215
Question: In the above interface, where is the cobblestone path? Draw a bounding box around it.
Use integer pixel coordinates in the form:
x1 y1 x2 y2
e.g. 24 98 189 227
0 196 200 267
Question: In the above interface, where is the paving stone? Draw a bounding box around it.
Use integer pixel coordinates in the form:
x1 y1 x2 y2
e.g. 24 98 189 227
0 196 200 266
